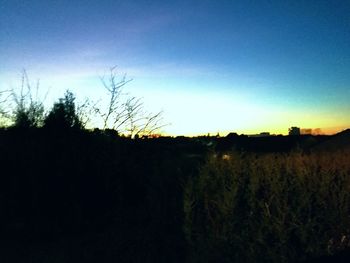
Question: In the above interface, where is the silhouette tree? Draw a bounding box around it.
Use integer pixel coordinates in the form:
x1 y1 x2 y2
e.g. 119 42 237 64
76 97 99 128
11 70 45 128
288 126 301 136
123 96 164 137
98 67 132 130
0 89 11 126
96 67 166 137
44 90 82 130
1 68 166 134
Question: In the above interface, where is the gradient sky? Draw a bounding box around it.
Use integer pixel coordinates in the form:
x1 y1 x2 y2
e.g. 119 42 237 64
1 0 350 135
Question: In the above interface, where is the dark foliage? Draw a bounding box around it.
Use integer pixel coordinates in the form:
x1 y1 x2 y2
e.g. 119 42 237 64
0 126 349 262
184 150 350 263
44 90 82 130
0 128 205 263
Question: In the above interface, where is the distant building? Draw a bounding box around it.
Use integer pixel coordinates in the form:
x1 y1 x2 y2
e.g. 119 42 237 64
301 128 312 135
313 128 323 135
288 127 301 136
300 128 323 135
143 134 162 139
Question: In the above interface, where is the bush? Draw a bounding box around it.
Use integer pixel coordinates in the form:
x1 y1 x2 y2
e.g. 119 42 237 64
184 150 350 262
44 90 82 130
10 71 45 128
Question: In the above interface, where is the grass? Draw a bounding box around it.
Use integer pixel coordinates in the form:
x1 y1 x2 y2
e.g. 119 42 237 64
184 150 350 262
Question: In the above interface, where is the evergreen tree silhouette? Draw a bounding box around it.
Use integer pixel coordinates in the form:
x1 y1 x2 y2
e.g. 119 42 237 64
44 90 82 130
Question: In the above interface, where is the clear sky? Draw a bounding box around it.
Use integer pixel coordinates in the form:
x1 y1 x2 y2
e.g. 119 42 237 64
1 0 350 135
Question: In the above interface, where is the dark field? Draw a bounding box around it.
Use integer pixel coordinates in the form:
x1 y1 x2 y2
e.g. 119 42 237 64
0 128 350 262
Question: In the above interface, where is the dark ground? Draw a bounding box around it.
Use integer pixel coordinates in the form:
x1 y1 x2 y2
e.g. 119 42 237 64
0 127 348 262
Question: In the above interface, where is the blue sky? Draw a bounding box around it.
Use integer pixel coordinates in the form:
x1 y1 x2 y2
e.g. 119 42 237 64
1 0 350 135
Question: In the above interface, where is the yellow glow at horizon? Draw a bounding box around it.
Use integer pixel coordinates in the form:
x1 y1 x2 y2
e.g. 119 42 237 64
137 87 349 136
2 71 349 136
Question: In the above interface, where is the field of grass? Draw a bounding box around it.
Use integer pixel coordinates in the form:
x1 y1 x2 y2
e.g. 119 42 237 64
184 150 350 262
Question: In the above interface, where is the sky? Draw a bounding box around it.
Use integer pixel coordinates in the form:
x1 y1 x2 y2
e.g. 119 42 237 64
1 0 350 135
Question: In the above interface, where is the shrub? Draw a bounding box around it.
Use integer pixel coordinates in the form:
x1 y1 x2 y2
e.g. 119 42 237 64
10 71 45 128
184 150 350 262
44 90 82 130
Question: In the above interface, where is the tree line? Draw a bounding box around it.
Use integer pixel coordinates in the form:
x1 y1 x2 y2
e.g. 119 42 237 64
0 68 165 137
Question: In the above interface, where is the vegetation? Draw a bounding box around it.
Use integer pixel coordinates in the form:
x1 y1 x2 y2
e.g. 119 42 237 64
0 71 349 262
184 150 350 262
0 129 201 262
3 69 165 137
95 67 166 137
44 90 82 130
9 71 46 128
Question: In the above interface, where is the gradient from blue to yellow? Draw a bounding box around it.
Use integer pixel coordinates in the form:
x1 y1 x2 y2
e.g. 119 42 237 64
1 0 350 135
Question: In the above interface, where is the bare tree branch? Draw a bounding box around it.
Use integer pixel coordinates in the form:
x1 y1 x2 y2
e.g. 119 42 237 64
9 70 46 128
100 67 132 129
96 67 167 137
